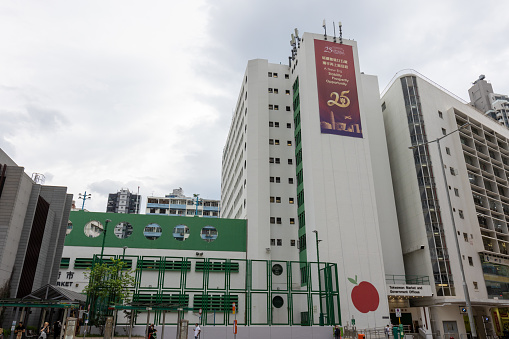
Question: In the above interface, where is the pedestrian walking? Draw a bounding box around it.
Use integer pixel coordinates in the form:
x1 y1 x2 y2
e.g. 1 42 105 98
53 321 61 339
193 323 201 339
39 322 50 339
14 322 25 339
385 324 391 339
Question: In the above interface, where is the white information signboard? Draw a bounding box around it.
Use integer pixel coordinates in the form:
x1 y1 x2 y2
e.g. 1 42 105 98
387 284 432 297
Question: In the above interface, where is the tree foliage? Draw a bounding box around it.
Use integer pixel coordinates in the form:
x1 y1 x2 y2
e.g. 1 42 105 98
83 258 135 327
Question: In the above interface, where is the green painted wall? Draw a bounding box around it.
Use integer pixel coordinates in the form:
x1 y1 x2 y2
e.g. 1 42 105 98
66 211 247 252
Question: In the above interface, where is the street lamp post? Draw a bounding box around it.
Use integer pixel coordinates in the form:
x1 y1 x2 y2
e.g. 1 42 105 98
312 230 324 326
99 219 111 265
122 246 128 261
409 122 477 339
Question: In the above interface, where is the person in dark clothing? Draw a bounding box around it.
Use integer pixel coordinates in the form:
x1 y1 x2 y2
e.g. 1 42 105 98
147 324 155 339
53 321 61 339
14 322 25 339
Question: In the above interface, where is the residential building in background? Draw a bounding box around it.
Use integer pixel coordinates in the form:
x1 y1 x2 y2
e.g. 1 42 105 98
382 71 509 338
146 188 220 218
469 75 509 127
0 148 72 327
221 32 405 329
106 188 141 214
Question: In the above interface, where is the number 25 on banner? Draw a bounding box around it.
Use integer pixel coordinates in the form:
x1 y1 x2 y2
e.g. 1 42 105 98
328 91 350 108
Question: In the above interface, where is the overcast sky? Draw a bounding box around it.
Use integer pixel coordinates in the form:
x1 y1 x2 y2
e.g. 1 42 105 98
1 0 508 212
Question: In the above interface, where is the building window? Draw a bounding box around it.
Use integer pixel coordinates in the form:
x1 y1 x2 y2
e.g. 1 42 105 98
270 197 275 203
287 123 291 128
288 159 293 165
268 88 273 93
442 128 447 136
446 147 450 155
274 122 279 127
270 217 275 224
454 188 459 197
468 257 474 266
291 240 296 246
450 167 457 175
276 217 282 224
438 111 443 119
274 88 278 94
269 157 274 163
286 106 291 111
275 139 280 145
290 218 295 224
459 210 464 218
381 102 386 111
286 89 290 95
285 74 289 79
271 238 275 246
274 105 279 110
275 158 280 164
269 104 273 110
268 72 272 77
270 176 275 182
269 139 274 145
276 177 280 183
287 140 292 146
269 121 274 127
289 198 295 204
277 239 282 246
288 178 294 184
273 73 278 78
276 197 281 203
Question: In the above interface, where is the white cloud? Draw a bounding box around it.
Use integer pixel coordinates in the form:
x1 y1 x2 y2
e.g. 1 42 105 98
1 0 508 212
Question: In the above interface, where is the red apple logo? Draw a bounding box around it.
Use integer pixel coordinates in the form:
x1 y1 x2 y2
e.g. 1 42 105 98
348 275 379 313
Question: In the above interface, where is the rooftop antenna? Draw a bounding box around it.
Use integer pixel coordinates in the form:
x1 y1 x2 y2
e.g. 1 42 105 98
333 21 337 43
322 19 327 40
339 21 343 44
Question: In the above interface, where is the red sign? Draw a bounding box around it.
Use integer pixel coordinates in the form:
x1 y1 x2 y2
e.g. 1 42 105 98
233 319 237 334
314 39 362 138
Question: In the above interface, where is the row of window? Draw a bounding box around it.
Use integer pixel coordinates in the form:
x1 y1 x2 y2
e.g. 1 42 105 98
270 177 294 184
270 196 294 204
270 217 295 224
269 158 293 165
268 72 290 79
269 139 292 146
268 88 291 95
268 104 292 111
269 121 292 129
82 221 218 243
270 239 296 247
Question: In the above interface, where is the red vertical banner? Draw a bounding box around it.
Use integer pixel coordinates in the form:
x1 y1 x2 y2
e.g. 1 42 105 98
314 39 362 138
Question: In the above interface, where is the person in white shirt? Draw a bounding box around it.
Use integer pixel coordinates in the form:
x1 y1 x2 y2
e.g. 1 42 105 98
193 323 201 339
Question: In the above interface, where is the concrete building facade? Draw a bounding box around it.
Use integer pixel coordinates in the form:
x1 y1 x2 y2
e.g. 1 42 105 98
382 71 509 338
0 148 72 326
106 188 141 214
146 188 220 218
221 32 405 330
469 75 509 128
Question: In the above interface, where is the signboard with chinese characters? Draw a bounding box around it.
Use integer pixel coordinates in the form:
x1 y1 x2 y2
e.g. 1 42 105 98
387 284 432 297
314 39 362 138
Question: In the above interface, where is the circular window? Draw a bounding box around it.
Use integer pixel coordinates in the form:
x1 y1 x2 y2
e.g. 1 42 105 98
272 296 284 308
114 222 133 239
84 220 103 238
201 226 218 243
66 220 73 235
144 223 162 240
272 264 283 276
173 225 190 241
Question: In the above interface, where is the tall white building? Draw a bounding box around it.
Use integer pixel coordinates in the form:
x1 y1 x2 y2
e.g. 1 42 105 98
221 31 404 329
382 71 509 338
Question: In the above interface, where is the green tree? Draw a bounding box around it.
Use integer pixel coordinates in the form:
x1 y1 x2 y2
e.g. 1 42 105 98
83 258 135 329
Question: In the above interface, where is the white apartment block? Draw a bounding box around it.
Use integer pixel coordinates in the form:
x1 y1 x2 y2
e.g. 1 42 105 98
382 71 509 338
221 32 405 330
146 188 220 218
